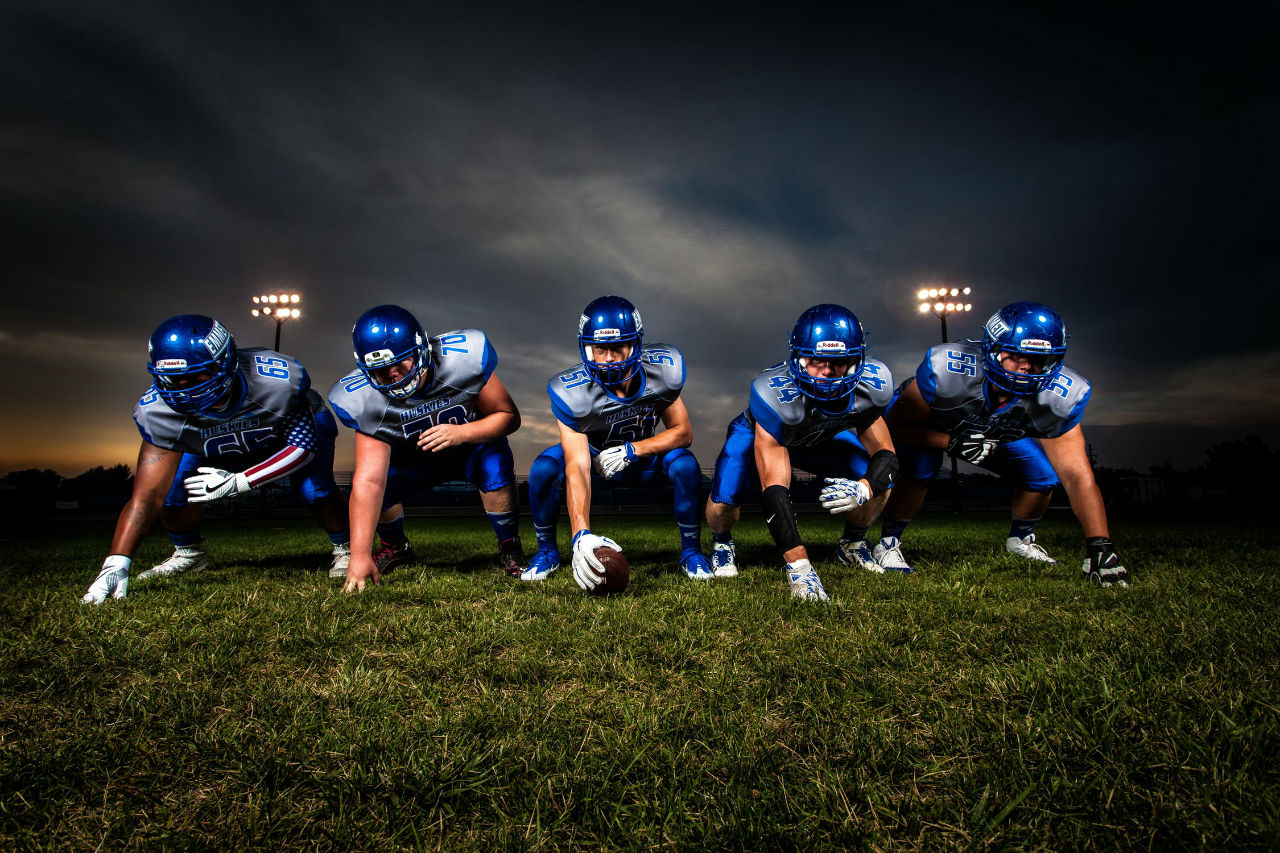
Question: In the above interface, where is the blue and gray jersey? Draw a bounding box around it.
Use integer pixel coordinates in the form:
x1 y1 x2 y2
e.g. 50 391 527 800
133 348 321 464
328 328 496 454
909 340 1091 441
744 357 893 447
548 343 686 449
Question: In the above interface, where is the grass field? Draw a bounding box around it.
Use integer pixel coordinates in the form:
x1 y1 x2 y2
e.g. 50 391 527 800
2 510 1278 850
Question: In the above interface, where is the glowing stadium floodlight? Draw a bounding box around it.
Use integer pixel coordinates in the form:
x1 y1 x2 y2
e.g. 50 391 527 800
915 283 979 496
251 291 302 350
916 284 977 344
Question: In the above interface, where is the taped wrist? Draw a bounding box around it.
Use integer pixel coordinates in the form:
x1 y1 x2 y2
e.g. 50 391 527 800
761 485 803 553
865 450 899 495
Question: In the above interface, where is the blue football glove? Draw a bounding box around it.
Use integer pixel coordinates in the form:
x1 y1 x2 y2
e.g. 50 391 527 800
571 529 622 591
819 478 871 514
594 443 638 480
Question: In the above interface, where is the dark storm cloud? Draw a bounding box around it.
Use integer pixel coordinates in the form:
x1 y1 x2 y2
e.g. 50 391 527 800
1 1 1274 473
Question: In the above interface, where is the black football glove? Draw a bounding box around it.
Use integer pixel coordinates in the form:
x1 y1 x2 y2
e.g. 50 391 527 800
947 431 998 464
1082 537 1130 587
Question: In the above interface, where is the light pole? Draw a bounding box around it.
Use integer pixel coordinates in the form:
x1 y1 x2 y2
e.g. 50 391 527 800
917 285 974 499
251 292 301 351
916 285 973 343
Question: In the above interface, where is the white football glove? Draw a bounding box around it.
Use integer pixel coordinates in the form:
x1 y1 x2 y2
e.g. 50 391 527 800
571 530 622 592
82 555 131 604
593 443 638 480
819 477 871 514
948 432 998 464
184 467 251 503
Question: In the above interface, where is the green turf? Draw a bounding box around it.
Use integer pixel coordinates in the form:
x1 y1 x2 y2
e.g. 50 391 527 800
1 512 1278 850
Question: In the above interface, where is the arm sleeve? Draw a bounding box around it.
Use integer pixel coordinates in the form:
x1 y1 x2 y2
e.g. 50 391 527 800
241 407 317 488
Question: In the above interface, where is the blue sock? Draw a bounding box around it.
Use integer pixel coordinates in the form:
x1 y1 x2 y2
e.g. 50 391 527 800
168 528 202 548
880 517 911 542
533 523 559 553
1009 516 1039 540
487 510 519 544
328 531 350 546
712 528 734 545
377 514 406 545
677 522 701 557
843 523 869 542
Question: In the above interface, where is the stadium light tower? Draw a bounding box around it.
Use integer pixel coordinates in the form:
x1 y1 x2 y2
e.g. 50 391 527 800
916 285 973 343
251 292 302 351
917 285 975 498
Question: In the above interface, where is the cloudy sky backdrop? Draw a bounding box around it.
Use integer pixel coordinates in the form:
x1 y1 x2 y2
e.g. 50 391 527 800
2 2 1274 476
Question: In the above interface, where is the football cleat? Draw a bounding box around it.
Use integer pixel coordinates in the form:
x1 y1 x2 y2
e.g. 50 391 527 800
836 538 881 573
786 561 829 602
328 543 352 579
136 545 209 580
372 539 414 574
520 549 561 582
872 537 914 574
498 536 525 578
1005 534 1058 564
681 551 715 581
711 540 738 577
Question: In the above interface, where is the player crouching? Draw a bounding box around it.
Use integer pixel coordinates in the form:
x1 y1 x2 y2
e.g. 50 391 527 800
328 305 524 592
82 315 351 603
704 304 899 601
521 295 713 590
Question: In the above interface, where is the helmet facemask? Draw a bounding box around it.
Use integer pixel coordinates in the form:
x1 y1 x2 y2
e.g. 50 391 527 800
147 316 240 414
980 303 1067 395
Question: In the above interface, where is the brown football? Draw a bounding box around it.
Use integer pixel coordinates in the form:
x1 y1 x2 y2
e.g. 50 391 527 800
591 546 630 595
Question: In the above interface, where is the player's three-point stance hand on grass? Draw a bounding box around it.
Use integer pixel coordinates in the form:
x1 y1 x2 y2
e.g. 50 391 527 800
82 555 130 604
819 478 870 514
184 467 251 503
571 530 621 591
342 555 380 593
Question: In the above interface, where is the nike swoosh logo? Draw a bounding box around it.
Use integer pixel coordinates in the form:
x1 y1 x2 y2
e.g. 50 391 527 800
766 514 776 524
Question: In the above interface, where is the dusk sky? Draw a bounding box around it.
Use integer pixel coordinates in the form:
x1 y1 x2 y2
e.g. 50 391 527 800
2 2 1274 477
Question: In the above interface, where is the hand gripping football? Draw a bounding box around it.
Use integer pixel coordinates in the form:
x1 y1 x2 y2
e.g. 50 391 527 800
591 546 630 595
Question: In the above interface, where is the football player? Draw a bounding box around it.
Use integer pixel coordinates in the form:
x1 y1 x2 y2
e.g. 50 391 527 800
520 295 714 591
704 304 900 602
82 315 352 604
866 301 1130 586
328 304 523 592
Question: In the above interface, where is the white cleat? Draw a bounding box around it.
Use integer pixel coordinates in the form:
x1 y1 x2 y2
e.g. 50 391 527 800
836 538 881 573
1005 534 1058 564
136 545 209 580
872 537 914 574
711 541 738 577
328 543 352 578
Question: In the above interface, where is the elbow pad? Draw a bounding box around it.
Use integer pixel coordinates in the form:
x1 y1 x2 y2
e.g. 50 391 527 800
865 450 899 496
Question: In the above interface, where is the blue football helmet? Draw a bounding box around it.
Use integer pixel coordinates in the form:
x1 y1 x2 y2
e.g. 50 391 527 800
147 315 240 414
788 304 866 402
578 295 643 387
981 302 1068 395
352 304 432 398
